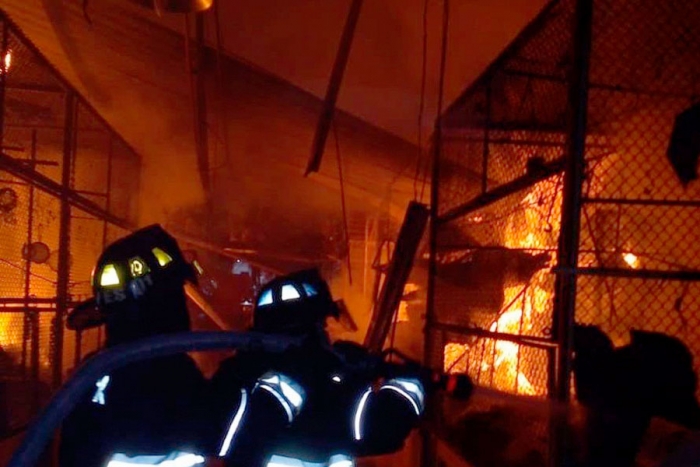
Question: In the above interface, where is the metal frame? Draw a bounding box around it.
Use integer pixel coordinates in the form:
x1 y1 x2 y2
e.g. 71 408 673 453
427 0 587 390
427 0 700 465
0 14 141 433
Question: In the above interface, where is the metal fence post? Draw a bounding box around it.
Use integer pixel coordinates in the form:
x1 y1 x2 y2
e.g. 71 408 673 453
423 1 450 466
549 0 593 464
0 16 7 149
53 90 77 389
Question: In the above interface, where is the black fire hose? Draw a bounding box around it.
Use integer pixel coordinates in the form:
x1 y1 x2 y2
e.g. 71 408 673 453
8 331 301 467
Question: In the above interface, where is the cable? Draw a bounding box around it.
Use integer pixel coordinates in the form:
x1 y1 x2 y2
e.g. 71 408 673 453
82 0 93 25
213 1 231 168
413 0 430 202
333 121 353 285
423 0 451 206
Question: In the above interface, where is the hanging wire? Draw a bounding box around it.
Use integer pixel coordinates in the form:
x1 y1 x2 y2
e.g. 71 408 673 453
333 120 353 285
212 1 231 168
413 0 430 202
422 0 450 204
82 0 93 25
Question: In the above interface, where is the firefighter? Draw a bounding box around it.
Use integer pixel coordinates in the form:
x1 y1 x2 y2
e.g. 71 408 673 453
59 225 207 467
210 269 472 467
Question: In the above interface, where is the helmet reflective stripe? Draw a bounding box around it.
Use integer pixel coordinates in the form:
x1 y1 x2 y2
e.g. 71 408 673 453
255 372 305 423
107 452 204 467
218 389 248 457
100 264 120 287
280 284 301 301
352 386 373 441
258 289 273 306
280 380 304 408
92 375 111 406
258 385 294 423
302 283 318 296
379 378 426 416
152 247 173 267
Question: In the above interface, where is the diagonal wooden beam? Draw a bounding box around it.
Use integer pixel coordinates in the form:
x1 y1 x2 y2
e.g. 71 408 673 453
305 0 364 176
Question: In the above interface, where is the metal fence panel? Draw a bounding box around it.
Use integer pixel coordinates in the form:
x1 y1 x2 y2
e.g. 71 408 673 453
0 14 140 436
430 0 700 465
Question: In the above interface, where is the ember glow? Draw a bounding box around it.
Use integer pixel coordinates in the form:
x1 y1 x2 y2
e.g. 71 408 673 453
622 252 639 269
3 51 10 73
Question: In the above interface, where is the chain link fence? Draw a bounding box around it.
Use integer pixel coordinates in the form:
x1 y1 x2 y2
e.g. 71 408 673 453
431 0 577 399
428 0 700 465
0 14 140 437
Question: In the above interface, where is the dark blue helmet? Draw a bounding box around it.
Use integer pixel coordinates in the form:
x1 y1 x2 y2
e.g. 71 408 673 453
68 225 196 345
252 269 339 335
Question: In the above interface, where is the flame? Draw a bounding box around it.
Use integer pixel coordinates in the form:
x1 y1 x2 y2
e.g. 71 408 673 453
442 170 566 395
444 342 469 374
3 51 10 73
394 283 419 323
487 304 536 395
622 252 639 269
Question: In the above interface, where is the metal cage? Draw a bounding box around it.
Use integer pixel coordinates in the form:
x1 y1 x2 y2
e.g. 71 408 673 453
0 12 140 437
427 0 700 464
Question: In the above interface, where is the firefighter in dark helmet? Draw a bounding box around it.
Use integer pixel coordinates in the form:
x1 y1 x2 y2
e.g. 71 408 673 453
59 225 207 467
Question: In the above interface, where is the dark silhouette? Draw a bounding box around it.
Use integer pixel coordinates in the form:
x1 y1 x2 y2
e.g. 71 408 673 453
573 324 700 467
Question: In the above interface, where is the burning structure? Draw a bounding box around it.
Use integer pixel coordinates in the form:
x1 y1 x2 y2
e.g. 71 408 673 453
426 0 700 464
0 2 424 439
1 0 700 465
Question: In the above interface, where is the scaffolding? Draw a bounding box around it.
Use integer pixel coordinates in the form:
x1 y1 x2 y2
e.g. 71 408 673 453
427 0 700 464
0 12 140 436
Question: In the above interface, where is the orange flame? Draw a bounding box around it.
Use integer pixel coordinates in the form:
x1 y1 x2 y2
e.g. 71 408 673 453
443 175 562 396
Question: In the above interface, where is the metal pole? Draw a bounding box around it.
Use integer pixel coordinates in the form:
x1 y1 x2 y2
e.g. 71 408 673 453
549 0 593 464
26 131 40 411
0 18 7 149
423 1 450 466
97 136 114 348
481 82 491 194
552 0 593 402
53 91 77 388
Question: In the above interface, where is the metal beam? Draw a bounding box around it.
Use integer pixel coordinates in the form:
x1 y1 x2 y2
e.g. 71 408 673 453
549 1 593 465
554 266 700 281
583 197 700 208
431 322 557 349
0 19 7 149
364 201 429 352
5 83 64 93
437 157 566 224
305 0 364 175
0 151 133 229
551 0 593 403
